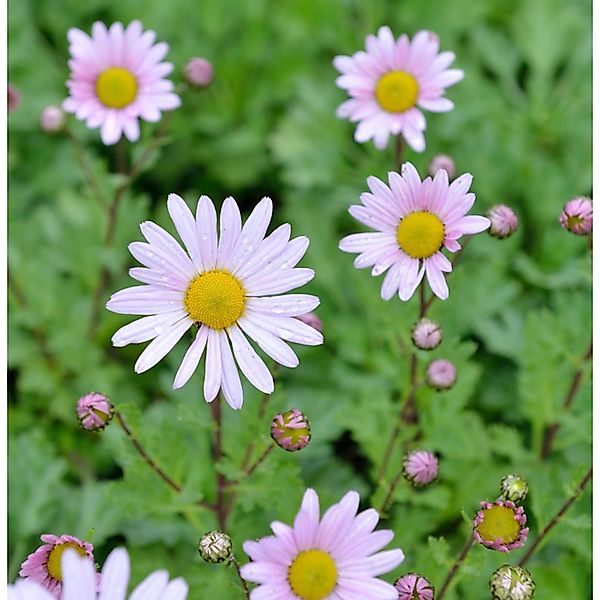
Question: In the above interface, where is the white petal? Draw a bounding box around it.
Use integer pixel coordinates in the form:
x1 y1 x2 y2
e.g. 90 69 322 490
8 581 55 600
216 196 242 268
128 267 187 291
167 193 204 272
244 313 323 346
204 329 222 402
196 195 218 270
456 215 491 234
134 318 193 373
245 268 315 296
129 241 196 280
162 578 189 600
112 310 187 346
173 326 209 389
245 294 320 317
425 260 449 300
235 223 291 280
129 571 169 600
218 331 244 409
339 232 395 253
106 285 184 315
238 317 299 368
99 548 130 600
227 324 274 394
62 551 95 600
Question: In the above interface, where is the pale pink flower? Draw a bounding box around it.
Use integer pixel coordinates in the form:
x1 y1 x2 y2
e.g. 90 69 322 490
426 359 456 390
428 154 455 179
8 84 21 112
63 21 180 145
18 534 94 597
411 318 442 350
184 57 213 87
339 162 490 301
40 106 66 133
241 488 404 599
559 196 592 235
271 408 311 451
76 392 114 431
107 194 323 410
403 450 439 486
487 205 518 239
334 27 463 152
394 573 435 600
10 547 188 600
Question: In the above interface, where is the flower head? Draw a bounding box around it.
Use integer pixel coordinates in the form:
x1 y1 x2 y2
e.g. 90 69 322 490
184 57 213 87
339 163 489 302
76 392 114 431
394 573 435 600
403 450 439 487
63 21 180 145
428 154 455 179
487 205 518 239
500 474 529 504
559 197 592 235
11 547 188 599
489 564 535 600
40 106 66 133
18 534 94 596
426 359 456 390
241 488 404 599
411 318 442 350
8 84 21 112
107 194 323 410
198 531 233 564
473 500 528 552
271 408 311 451
334 27 463 152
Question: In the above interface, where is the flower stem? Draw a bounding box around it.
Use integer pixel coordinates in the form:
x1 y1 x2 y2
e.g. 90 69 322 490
379 467 404 515
115 410 182 493
231 556 250 599
437 534 475 600
395 135 405 171
245 442 275 477
211 395 227 530
540 342 592 459
518 467 592 566
240 389 272 471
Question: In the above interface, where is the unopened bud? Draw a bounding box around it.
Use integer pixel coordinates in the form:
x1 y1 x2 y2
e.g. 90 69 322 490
487 205 518 239
271 409 311 452
490 564 535 599
76 392 114 431
8 84 20 112
184 57 213 87
40 105 66 133
296 312 323 334
426 359 456 390
500 474 528 504
394 573 435 600
428 154 455 180
559 197 592 235
411 318 442 350
198 531 232 564
403 450 439 487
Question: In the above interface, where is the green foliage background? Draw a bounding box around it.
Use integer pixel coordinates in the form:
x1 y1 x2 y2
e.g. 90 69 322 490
8 0 591 597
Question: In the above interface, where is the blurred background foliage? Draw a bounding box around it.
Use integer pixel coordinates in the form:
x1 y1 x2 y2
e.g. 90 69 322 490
8 0 591 597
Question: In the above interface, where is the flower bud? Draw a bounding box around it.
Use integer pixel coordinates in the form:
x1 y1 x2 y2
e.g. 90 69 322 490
411 318 442 350
296 312 323 334
40 105 66 133
271 409 311 452
198 531 232 564
487 205 518 239
426 359 456 390
489 564 535 600
428 154 455 180
8 84 20 112
184 57 213 87
559 196 592 235
76 392 114 431
403 450 439 487
394 573 435 600
500 474 528 504
473 500 528 552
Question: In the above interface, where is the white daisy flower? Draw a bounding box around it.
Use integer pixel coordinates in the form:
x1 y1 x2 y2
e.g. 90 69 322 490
107 194 323 409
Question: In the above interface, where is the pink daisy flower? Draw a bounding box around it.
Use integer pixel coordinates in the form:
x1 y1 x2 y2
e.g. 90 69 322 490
339 162 490 301
334 27 463 152
18 534 94 597
107 194 323 410
473 500 529 553
63 21 180 145
240 488 405 599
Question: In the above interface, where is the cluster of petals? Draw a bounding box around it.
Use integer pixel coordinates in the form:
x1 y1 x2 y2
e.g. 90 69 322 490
339 162 489 301
473 500 529 553
107 194 323 410
63 21 180 145
334 27 463 151
18 534 93 597
241 488 405 599
11 547 187 600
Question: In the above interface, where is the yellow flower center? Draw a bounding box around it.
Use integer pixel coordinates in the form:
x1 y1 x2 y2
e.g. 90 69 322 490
184 270 245 330
476 505 520 544
288 550 337 600
375 71 419 113
397 211 445 258
47 543 88 581
96 67 138 108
